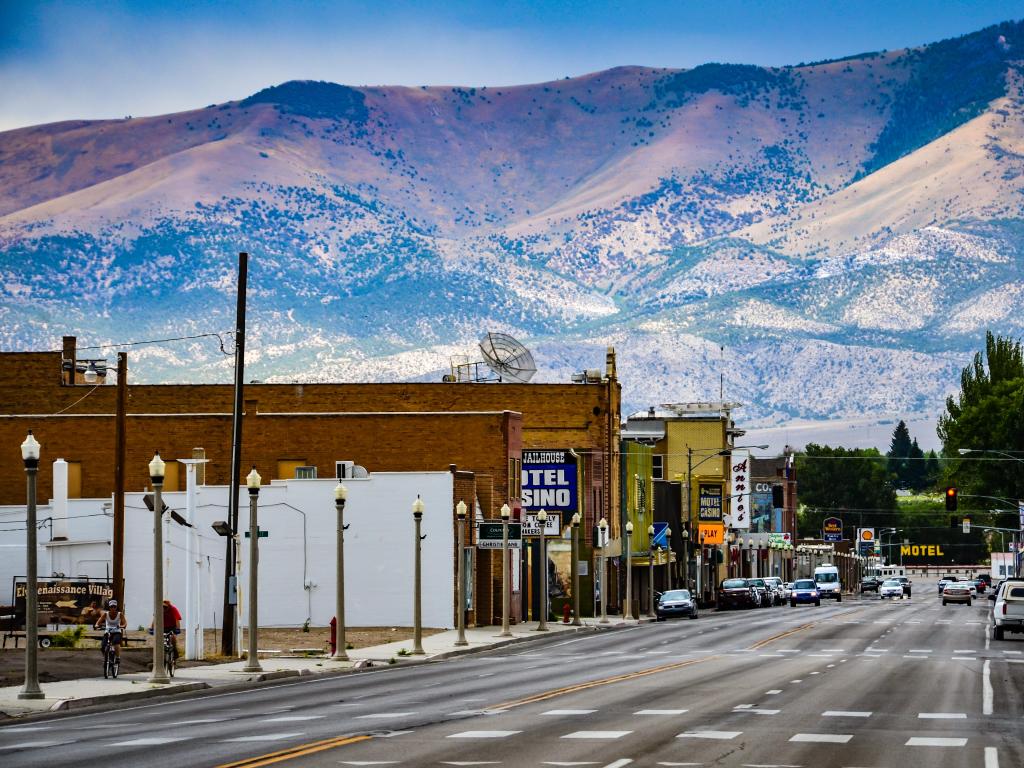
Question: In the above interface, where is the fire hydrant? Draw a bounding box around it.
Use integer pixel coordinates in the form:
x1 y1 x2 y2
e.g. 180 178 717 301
562 604 572 624
329 616 337 655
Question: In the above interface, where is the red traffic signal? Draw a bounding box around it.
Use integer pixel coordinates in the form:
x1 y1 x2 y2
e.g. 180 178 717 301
945 486 958 512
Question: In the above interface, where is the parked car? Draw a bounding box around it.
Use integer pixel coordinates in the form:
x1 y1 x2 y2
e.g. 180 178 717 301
942 582 972 606
773 578 792 601
895 576 912 597
879 579 905 599
748 578 773 607
790 578 821 607
993 581 1024 640
860 577 882 593
718 578 760 610
762 576 787 605
656 589 699 621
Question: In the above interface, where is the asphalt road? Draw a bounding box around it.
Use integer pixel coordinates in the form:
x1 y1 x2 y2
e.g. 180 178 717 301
1 579 1021 768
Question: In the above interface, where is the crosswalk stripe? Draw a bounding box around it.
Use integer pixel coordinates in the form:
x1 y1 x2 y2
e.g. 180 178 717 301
448 731 521 739
677 731 741 740
789 733 852 743
561 731 632 739
906 737 967 746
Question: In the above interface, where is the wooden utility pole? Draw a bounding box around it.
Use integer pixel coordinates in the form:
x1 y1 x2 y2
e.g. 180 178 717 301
112 352 127 605
222 252 248 656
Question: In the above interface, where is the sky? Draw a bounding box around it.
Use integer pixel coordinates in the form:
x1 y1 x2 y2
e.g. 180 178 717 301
2 0 1024 131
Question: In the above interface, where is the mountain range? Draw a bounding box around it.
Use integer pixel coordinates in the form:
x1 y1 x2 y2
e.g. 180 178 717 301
3 21 1024 429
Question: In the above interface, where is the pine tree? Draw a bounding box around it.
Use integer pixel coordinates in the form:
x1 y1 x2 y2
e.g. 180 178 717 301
887 420 912 487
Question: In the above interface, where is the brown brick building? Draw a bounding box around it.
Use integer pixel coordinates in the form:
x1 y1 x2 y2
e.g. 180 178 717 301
0 338 622 624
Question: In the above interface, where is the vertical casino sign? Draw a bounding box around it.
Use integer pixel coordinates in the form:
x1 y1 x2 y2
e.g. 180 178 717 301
521 450 578 513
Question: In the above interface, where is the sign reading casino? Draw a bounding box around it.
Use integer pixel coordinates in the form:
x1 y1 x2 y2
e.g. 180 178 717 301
698 483 724 522
521 449 578 512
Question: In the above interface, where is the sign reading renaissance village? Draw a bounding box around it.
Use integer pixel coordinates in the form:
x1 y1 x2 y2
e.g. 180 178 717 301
521 449 578 512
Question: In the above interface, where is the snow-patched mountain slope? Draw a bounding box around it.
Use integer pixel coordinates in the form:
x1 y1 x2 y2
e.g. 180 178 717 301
3 22 1024 425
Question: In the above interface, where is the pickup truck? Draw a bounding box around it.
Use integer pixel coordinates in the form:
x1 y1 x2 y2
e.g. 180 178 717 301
993 581 1024 640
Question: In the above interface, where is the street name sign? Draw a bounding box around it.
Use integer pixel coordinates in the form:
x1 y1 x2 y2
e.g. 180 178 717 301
477 521 522 549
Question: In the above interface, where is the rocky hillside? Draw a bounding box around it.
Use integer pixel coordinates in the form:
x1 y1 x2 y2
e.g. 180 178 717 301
2 21 1024 425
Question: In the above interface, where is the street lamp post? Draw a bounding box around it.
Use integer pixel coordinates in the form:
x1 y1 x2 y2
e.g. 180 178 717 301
647 524 656 618
242 467 263 673
681 528 690 591
18 431 43 700
536 509 549 631
455 500 468 647
499 503 512 637
412 495 425 655
148 452 170 684
624 521 634 620
598 518 609 624
571 513 581 626
332 483 349 661
748 540 755 578
698 532 706 602
666 527 673 590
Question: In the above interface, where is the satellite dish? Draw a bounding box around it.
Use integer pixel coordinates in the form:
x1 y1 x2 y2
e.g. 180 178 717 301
479 332 537 383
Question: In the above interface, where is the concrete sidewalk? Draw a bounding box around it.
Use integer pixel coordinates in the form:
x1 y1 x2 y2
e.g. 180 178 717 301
0 617 642 718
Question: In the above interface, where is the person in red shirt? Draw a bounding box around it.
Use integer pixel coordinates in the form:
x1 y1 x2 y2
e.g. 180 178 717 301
150 599 182 659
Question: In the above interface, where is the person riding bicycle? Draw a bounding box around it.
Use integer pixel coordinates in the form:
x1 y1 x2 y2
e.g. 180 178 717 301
149 599 182 659
94 599 127 660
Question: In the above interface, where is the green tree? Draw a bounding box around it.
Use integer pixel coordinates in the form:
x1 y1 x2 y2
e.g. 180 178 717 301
887 420 913 485
796 444 898 540
938 332 1024 533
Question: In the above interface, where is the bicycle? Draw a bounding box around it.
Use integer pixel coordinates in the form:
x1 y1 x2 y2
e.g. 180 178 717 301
101 630 122 679
163 630 177 678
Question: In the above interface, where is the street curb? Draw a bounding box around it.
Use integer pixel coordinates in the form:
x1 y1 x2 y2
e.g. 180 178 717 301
47 681 210 712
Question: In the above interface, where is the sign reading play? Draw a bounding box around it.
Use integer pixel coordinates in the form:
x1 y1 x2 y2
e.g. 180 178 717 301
521 450 578 512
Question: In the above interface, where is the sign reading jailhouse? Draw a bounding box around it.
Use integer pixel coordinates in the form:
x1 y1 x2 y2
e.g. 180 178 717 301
521 449 578 512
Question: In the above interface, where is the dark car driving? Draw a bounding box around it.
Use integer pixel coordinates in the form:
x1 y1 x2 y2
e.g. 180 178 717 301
656 589 699 620
860 577 882 593
717 578 760 609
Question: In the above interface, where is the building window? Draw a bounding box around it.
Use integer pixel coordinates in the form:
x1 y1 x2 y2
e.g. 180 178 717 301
277 460 308 480
652 454 664 481
66 461 82 498
162 461 180 493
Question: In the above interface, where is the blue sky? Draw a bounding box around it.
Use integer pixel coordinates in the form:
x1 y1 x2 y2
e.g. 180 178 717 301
2 0 1023 131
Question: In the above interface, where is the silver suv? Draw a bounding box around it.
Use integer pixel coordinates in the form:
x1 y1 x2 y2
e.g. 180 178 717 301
762 577 786 606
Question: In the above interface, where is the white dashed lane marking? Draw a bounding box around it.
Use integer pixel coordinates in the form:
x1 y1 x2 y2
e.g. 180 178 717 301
109 737 189 746
448 731 521 739
822 711 872 717
906 737 968 746
677 731 742 740
561 731 632 739
789 733 852 743
355 713 416 719
635 709 688 715
918 713 967 719
222 732 306 742
542 709 597 716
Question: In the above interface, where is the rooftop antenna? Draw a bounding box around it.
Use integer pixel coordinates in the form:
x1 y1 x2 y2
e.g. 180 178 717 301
480 332 537 383
445 332 537 383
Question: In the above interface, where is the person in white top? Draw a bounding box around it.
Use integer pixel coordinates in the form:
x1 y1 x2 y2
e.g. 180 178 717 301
94 599 127 660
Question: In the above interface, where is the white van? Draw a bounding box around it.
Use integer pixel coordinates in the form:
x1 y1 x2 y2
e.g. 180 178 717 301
814 564 842 601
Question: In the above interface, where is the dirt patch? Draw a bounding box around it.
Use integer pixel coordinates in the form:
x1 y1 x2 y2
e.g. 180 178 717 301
0 627 443 686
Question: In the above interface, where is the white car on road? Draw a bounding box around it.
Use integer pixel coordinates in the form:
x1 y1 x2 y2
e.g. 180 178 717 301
879 579 904 599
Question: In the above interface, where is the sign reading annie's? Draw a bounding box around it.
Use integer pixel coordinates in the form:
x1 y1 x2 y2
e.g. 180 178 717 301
521 450 578 512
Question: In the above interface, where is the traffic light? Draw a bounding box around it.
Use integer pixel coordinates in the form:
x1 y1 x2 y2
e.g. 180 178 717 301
945 486 958 512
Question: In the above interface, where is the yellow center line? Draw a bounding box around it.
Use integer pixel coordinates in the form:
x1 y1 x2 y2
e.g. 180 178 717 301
492 655 721 711
214 734 371 768
747 606 865 650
